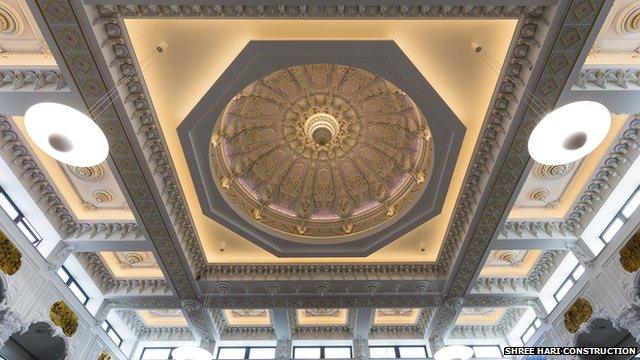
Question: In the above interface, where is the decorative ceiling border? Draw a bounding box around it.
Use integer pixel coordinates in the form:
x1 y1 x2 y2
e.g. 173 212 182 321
0 117 141 239
503 114 640 239
473 250 567 293
210 309 275 340
92 3 545 282
97 4 536 18
369 308 431 339
76 252 169 296
117 309 194 341
0 69 67 91
433 0 610 346
575 68 640 89
450 307 526 340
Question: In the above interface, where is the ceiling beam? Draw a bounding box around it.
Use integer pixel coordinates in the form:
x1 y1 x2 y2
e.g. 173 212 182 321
80 0 559 6
432 0 613 348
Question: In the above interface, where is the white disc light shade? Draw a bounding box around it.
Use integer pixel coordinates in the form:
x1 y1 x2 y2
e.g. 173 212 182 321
24 102 109 167
171 346 213 360
434 345 474 360
528 101 610 166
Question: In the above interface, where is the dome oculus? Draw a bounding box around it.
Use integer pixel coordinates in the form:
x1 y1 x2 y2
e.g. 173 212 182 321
210 64 433 240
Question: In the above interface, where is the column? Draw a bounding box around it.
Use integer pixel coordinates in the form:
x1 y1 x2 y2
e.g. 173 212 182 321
275 339 292 360
353 338 370 360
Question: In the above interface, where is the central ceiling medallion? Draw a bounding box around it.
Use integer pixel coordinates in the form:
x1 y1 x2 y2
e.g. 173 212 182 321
210 64 433 240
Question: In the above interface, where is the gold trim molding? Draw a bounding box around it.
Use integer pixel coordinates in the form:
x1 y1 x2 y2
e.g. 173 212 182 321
564 297 593 334
0 230 21 275
50 301 79 337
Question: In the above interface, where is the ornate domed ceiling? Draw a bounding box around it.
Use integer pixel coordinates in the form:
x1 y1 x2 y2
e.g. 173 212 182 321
210 64 433 240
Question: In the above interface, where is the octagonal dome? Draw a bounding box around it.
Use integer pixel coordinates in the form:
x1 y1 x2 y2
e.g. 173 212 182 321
211 64 433 241
178 41 464 257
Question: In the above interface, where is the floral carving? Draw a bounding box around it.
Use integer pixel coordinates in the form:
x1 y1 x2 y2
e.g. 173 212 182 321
0 230 21 275
564 298 593 334
66 164 106 182
49 301 78 337
212 64 432 239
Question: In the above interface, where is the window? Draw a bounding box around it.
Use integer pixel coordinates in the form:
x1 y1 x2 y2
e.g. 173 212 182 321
141 347 175 360
101 320 123 348
370 346 428 359
472 346 502 358
553 263 585 302
56 266 89 305
293 346 351 359
599 186 640 245
0 186 42 247
520 317 542 345
217 347 276 359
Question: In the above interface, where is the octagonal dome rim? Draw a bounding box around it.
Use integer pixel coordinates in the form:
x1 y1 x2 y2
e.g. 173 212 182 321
178 40 465 257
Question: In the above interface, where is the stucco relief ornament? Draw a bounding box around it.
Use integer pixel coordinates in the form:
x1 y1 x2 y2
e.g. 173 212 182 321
210 64 433 240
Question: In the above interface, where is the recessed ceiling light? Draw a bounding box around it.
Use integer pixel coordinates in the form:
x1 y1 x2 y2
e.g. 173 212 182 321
434 345 474 360
528 101 610 166
172 346 213 360
24 102 109 167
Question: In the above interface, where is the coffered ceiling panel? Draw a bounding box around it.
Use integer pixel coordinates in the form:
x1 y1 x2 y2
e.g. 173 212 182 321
8 116 133 222
455 307 506 326
222 309 271 326
373 308 421 326
99 251 163 279
297 309 348 326
0 0 55 66
124 17 517 263
509 113 629 221
137 309 188 327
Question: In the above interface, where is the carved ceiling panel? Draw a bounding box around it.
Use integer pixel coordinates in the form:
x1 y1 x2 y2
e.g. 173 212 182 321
509 114 629 221
137 309 188 327
0 0 54 66
99 252 163 280
296 308 348 326
480 250 542 278
222 309 271 326
7 116 133 221
455 307 506 326
373 308 421 326
587 0 640 66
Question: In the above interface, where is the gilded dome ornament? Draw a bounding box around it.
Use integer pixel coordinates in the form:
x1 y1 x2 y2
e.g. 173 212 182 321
210 64 433 240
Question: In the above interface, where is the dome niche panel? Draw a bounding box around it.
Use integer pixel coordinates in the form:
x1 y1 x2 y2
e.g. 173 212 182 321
211 64 433 240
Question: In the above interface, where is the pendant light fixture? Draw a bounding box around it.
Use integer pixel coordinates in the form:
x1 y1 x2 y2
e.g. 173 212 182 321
528 101 611 166
24 102 109 167
171 346 213 360
433 345 474 360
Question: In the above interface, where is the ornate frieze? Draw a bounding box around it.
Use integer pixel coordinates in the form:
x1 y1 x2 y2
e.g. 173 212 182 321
98 4 536 18
369 309 430 339
575 68 640 89
0 69 67 91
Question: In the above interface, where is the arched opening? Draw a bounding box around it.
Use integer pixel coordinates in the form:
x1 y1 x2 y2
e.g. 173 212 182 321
0 321 67 360
574 317 638 359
